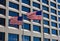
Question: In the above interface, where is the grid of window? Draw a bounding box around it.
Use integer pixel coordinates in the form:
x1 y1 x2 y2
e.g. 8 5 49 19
8 33 19 41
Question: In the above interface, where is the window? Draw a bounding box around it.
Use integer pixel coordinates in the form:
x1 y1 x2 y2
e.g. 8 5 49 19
8 33 19 41
33 25 41 32
0 18 5 26
51 8 57 14
22 35 31 41
37 0 40 2
43 13 49 18
58 11 60 15
58 17 60 21
33 37 41 41
22 14 30 21
52 29 58 35
58 24 60 28
9 11 19 16
58 5 60 9
59 30 60 35
9 2 19 10
51 22 57 27
0 0 6 6
0 32 5 41
22 0 30 5
43 20 49 25
50 2 56 8
57 0 60 3
33 2 40 9
33 20 41 23
22 6 30 12
51 15 57 21
33 9 37 11
42 0 49 5
52 39 58 41
44 27 50 34
42 5 49 12
44 38 50 41
0 8 6 15
22 23 31 30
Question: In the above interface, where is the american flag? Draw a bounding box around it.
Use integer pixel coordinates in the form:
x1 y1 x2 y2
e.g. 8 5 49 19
26 11 42 20
10 16 23 25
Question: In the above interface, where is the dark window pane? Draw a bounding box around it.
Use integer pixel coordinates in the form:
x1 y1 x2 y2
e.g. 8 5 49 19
33 37 41 41
43 13 49 18
22 6 30 12
51 22 57 27
43 20 49 25
50 2 56 8
0 32 5 41
52 39 58 41
51 15 57 21
42 0 49 5
33 25 41 32
51 8 57 14
33 2 40 9
57 0 60 3
9 11 19 16
44 38 50 41
22 35 31 41
0 0 6 6
22 0 30 5
22 23 31 30
8 33 19 41
44 27 50 34
0 18 5 26
58 11 60 15
0 8 6 15
9 2 19 10
42 5 49 11
58 5 60 9
33 20 41 23
52 29 58 35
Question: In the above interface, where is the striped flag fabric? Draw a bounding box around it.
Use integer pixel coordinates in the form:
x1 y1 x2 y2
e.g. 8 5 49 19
26 10 42 20
10 16 23 25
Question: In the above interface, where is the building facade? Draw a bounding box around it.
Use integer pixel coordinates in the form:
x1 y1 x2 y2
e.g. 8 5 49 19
0 0 60 41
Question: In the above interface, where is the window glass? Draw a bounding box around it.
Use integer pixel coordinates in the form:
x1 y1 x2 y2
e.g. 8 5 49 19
0 8 6 16
33 37 41 41
51 22 57 27
51 8 57 14
50 2 56 8
52 29 58 35
43 13 49 18
0 32 5 41
22 0 30 5
8 33 19 41
42 5 49 12
33 25 41 32
44 38 50 41
0 0 6 6
58 5 60 9
9 2 19 10
44 27 50 34
57 0 60 3
33 20 41 23
22 6 30 12
43 20 49 25
0 18 5 26
33 2 40 9
22 35 31 41
51 15 57 21
58 11 60 15
52 39 58 41
22 23 31 30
